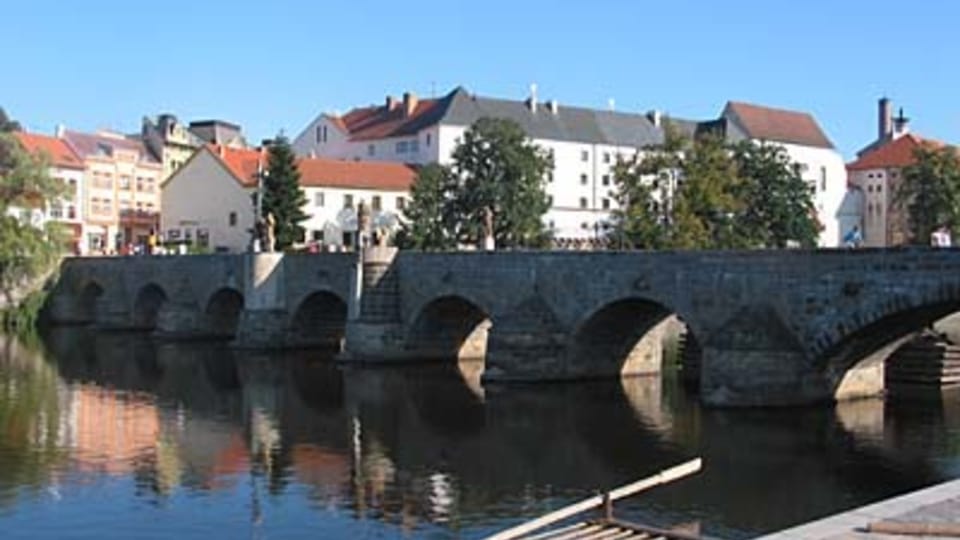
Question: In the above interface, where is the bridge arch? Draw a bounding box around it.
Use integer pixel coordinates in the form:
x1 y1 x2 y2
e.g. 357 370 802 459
405 295 491 361
820 297 960 398
204 287 245 338
568 296 697 378
132 283 168 330
290 290 348 349
77 280 105 324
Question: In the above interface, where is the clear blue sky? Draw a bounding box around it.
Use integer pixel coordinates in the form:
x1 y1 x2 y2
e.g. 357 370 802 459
3 0 956 159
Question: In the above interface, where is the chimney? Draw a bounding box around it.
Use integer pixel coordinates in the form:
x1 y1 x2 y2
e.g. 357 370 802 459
548 99 559 115
878 97 893 139
527 83 538 113
386 95 399 111
893 107 910 138
55 124 65 138
403 92 418 117
646 110 662 127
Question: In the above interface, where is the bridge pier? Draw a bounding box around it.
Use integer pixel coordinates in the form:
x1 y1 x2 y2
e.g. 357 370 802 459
342 247 409 361
233 253 290 349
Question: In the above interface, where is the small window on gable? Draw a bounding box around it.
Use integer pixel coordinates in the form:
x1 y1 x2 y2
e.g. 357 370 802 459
323 125 328 142
228 211 237 226
316 125 322 143
426 133 432 147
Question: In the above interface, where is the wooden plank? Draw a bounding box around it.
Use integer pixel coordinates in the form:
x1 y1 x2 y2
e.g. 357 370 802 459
543 524 605 540
600 517 708 540
483 458 702 540
521 523 590 540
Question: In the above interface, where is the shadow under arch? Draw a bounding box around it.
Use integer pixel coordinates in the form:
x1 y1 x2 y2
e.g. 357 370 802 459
567 297 694 379
405 295 491 361
77 280 104 324
204 287 245 339
133 283 168 330
290 290 348 349
822 300 960 399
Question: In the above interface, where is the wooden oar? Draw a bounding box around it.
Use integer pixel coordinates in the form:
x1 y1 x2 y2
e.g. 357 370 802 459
483 458 702 540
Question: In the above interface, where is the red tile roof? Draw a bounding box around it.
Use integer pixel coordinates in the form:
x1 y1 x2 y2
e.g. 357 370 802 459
14 132 84 170
209 145 415 191
725 101 834 149
336 98 443 141
846 134 935 171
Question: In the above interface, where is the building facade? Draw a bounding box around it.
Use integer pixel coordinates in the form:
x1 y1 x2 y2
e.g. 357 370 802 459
62 130 163 253
846 98 927 247
12 132 86 252
161 145 415 253
293 87 847 246
140 114 248 183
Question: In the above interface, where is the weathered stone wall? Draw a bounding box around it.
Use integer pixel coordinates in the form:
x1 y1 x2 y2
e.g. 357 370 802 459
46 247 960 406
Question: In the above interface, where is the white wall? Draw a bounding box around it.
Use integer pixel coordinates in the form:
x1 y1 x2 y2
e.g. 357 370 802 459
301 186 407 247
160 150 255 253
777 142 848 247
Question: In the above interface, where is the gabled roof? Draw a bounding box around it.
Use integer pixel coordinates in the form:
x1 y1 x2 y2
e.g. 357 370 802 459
723 101 834 149
63 130 160 164
13 132 84 170
846 134 932 171
207 145 415 191
330 87 664 147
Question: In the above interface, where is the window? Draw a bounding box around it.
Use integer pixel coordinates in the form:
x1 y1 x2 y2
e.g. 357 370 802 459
603 152 611 164
867 185 873 193
344 194 354 208
314 192 325 207
372 195 382 211
198 229 209 248
581 150 589 162
396 196 406 210
323 126 328 142
580 174 588 185
602 198 611 210
877 184 883 193
579 197 588 209
426 133 432 147
820 166 827 192
312 230 324 242
367 144 375 156
581 222 589 230
547 195 554 206
396 141 408 154
409 139 419 153
119 175 131 190
229 212 237 226
602 174 610 186
316 125 322 143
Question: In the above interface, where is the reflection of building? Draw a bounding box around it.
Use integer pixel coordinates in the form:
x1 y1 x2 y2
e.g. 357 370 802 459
62 129 163 253
12 132 86 253
161 145 415 252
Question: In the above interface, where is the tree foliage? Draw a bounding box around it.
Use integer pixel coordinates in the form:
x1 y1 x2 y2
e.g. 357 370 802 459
608 124 819 249
262 135 309 251
732 142 820 248
895 143 960 244
0 107 21 133
0 133 67 300
395 163 454 250
400 118 552 250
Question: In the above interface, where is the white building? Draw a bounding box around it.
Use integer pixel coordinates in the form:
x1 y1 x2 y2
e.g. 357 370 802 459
13 132 87 253
294 86 847 247
161 145 415 253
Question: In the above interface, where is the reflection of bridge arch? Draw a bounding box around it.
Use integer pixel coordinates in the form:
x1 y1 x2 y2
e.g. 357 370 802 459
133 283 168 330
204 288 245 338
290 291 348 349
77 281 104 324
405 295 491 361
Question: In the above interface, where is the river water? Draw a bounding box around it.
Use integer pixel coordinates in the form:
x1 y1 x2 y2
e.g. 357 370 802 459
1 327 959 539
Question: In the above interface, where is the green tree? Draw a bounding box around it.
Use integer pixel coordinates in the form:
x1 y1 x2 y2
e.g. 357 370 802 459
0 133 66 303
895 143 960 244
732 141 820 248
672 133 743 249
447 117 552 248
396 163 455 250
0 107 21 133
607 123 687 249
262 135 309 250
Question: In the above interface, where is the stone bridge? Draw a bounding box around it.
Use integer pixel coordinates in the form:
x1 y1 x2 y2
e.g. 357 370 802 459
45 247 960 407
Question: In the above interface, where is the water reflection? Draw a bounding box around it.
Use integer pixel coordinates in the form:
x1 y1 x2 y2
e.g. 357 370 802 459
0 328 958 538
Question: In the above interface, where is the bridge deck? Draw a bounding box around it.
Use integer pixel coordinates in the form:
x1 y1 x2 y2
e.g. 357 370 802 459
755 478 960 539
